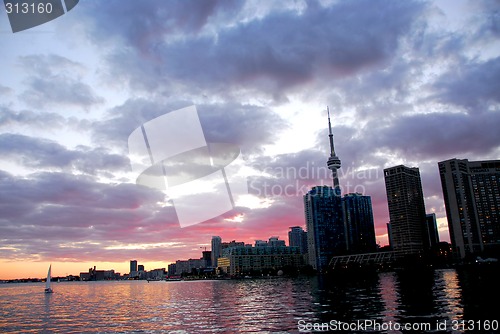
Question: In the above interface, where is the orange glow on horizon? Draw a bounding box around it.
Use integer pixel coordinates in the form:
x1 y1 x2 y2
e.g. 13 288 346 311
0 260 174 280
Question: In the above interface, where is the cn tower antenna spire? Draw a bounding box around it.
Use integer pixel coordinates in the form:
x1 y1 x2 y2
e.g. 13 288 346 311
327 106 335 157
326 106 341 195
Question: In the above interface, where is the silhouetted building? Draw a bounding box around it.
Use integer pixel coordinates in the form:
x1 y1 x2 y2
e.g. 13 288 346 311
130 260 137 273
305 186 346 271
129 260 138 277
384 165 427 254
425 213 440 249
211 236 222 267
80 266 117 281
255 240 268 247
268 236 286 247
167 263 177 277
387 223 393 249
148 268 166 280
202 251 212 268
343 193 377 253
175 258 205 275
222 240 246 249
288 226 308 254
439 158 500 258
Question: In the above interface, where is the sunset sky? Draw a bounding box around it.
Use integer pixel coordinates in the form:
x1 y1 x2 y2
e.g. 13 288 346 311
1 0 499 279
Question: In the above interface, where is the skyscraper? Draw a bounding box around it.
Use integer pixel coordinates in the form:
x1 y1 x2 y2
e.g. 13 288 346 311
130 260 137 273
305 186 345 271
384 165 427 254
438 158 500 258
202 250 212 268
387 223 393 249
343 193 377 253
288 226 308 254
425 213 440 249
211 236 222 267
130 260 138 277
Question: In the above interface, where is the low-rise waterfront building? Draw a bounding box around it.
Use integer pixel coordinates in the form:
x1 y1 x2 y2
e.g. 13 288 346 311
219 242 305 276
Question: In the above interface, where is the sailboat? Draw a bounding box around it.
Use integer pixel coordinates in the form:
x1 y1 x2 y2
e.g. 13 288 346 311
45 264 53 293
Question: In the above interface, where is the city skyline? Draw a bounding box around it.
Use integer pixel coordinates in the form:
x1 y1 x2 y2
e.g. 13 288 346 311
1 0 499 279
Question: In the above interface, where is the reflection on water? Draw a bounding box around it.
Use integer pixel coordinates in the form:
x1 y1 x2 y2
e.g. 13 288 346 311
436 269 464 320
0 268 498 333
379 271 400 323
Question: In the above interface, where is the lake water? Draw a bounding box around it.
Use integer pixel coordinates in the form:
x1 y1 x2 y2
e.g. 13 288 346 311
0 268 498 333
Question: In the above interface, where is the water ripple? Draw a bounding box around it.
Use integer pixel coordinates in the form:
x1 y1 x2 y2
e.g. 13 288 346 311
0 269 496 333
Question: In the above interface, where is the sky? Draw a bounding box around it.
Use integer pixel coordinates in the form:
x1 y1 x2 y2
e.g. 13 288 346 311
0 0 499 279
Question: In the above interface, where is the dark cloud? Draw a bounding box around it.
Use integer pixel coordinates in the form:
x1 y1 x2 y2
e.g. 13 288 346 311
22 76 104 109
75 0 427 99
370 111 500 160
92 99 286 154
82 0 244 48
0 84 12 95
17 54 103 109
432 57 500 110
198 102 287 153
0 133 130 175
0 170 178 261
0 107 67 128
469 1 500 40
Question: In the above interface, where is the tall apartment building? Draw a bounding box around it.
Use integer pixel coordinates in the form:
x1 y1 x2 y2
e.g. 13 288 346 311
305 185 345 271
384 165 427 254
130 260 138 276
343 193 377 253
211 236 222 267
425 213 440 249
288 226 308 254
438 158 500 258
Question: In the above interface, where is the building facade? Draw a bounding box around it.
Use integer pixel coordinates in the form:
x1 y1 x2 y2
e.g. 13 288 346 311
211 236 222 267
129 260 138 277
305 186 346 271
439 158 500 258
174 258 205 275
343 193 377 254
288 226 308 254
218 244 304 276
202 250 212 268
167 263 177 277
384 165 427 254
268 236 286 247
425 213 440 250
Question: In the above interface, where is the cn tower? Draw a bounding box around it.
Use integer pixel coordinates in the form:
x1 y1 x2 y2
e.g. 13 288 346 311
326 107 341 195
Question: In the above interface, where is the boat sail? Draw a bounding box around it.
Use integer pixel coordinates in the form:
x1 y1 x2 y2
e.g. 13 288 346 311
45 264 53 293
